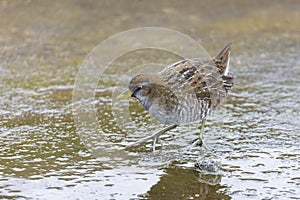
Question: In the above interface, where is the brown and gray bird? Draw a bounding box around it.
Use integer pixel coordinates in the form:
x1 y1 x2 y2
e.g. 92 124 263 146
128 43 233 147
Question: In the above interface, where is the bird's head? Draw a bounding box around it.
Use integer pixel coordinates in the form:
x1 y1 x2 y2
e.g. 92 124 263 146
129 74 157 109
129 73 179 113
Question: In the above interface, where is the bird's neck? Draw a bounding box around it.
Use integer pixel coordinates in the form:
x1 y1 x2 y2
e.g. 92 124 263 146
139 97 152 111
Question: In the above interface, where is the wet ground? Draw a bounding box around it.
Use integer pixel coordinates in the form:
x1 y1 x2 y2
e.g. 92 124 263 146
0 0 299 199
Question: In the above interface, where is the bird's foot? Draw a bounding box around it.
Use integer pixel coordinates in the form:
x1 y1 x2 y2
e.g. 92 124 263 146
192 138 203 146
125 124 178 152
152 134 161 152
190 138 210 151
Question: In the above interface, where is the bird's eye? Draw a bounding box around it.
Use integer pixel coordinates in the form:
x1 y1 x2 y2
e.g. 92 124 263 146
132 86 143 97
136 86 143 91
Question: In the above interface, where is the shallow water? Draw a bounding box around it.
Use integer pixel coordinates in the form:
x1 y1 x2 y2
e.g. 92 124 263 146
0 0 299 199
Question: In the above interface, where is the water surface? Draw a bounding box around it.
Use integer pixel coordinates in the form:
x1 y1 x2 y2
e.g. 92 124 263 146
0 0 299 199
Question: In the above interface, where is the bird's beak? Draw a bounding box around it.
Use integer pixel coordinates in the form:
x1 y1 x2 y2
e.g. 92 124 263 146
117 90 132 99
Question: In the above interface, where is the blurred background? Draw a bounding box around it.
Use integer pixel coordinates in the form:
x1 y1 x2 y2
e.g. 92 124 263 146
0 0 299 199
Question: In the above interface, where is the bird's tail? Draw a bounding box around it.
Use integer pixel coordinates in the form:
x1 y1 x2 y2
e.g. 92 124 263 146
213 43 231 76
214 43 234 94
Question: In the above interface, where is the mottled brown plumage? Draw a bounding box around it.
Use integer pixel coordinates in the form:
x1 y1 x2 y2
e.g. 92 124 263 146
129 43 233 125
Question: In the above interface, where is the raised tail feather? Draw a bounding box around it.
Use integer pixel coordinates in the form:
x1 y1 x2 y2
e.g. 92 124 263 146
215 43 234 94
214 43 231 76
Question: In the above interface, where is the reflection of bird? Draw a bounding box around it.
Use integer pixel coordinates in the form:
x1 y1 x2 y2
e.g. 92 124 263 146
128 43 233 149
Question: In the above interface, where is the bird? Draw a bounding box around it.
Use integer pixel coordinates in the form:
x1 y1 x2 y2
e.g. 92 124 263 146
127 43 233 149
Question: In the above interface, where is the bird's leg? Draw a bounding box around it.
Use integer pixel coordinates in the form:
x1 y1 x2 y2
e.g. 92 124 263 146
199 119 206 145
152 134 159 152
190 119 209 150
199 119 210 150
125 124 178 151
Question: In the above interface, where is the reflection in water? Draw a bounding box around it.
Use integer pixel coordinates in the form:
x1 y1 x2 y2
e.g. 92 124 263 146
0 0 299 199
147 167 229 200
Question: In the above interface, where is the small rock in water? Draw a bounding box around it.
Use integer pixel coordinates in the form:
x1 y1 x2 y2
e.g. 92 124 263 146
195 157 221 173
